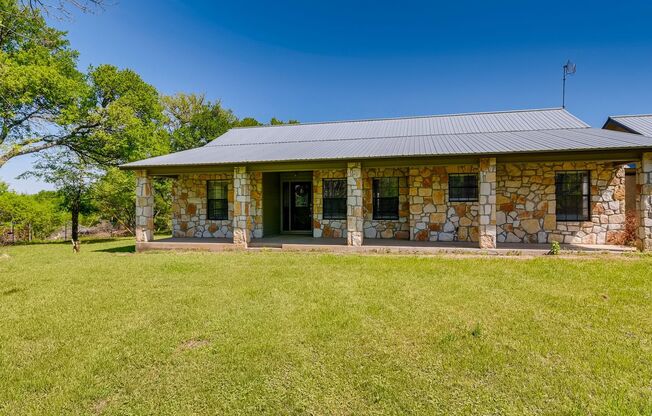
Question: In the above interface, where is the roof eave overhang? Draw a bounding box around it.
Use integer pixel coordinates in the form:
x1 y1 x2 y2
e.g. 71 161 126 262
121 148 649 176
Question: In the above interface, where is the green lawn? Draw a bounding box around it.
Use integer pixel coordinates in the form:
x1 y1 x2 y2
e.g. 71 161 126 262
1 240 651 415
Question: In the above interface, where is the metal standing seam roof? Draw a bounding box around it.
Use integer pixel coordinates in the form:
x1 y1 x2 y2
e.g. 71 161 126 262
605 114 652 137
122 108 652 168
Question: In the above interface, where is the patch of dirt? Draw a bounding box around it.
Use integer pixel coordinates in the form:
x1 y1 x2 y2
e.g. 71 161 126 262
0 253 9 260
177 339 210 351
91 397 111 415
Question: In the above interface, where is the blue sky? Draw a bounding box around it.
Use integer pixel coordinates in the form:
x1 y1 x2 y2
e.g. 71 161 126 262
3 0 652 193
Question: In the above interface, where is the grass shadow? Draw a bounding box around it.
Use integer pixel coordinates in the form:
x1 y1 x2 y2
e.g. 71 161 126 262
92 243 136 253
81 238 131 245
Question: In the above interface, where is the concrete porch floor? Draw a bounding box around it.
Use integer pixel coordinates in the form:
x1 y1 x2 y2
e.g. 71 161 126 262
136 235 636 256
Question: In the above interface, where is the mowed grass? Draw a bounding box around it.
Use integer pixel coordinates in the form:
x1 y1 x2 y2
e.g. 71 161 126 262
1 240 651 415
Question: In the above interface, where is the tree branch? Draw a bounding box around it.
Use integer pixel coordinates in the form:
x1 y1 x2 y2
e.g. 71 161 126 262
0 140 58 168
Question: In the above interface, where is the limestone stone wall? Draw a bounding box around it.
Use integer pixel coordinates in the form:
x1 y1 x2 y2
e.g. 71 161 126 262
409 165 480 242
347 162 364 246
496 162 626 244
232 168 265 245
171 171 262 240
172 173 234 238
478 158 497 249
312 169 348 238
363 167 410 239
250 171 264 239
638 153 652 251
135 170 154 242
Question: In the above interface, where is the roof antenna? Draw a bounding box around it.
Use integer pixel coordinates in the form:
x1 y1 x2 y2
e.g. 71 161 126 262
562 60 576 109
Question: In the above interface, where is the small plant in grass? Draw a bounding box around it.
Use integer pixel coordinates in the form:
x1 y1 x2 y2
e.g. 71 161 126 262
549 241 561 255
471 323 482 338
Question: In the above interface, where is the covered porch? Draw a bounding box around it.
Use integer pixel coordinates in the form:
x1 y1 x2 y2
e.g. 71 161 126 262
132 151 652 252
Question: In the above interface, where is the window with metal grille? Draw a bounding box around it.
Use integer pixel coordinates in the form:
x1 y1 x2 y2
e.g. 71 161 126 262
448 173 479 202
207 180 229 220
555 171 590 221
373 177 399 220
322 179 346 219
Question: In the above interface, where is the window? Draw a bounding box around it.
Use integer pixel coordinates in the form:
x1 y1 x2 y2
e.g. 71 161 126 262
323 179 347 219
373 177 399 220
555 171 590 221
207 180 229 220
449 173 479 202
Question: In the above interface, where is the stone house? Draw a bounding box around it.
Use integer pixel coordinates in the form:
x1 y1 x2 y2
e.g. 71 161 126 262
123 108 652 251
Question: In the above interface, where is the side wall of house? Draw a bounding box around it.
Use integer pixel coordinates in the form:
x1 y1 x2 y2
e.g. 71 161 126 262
172 173 234 238
312 169 348 238
362 167 410 239
496 162 626 244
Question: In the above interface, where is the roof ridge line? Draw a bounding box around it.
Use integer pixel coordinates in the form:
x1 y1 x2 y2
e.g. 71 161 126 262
610 114 652 118
229 107 568 130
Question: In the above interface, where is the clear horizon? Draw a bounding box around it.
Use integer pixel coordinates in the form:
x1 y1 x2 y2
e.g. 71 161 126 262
2 0 651 193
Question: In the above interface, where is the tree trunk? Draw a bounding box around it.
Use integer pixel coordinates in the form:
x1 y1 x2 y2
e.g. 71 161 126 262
71 201 80 252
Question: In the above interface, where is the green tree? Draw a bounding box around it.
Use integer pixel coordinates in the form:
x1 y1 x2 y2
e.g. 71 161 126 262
236 117 262 128
72 64 168 165
21 0 106 16
92 169 171 236
20 151 95 245
270 117 299 125
162 93 237 151
0 0 87 167
0 187 66 242
1 2 164 168
91 168 136 234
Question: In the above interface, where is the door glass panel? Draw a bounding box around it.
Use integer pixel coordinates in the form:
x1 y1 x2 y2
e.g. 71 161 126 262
285 181 311 231
294 184 309 207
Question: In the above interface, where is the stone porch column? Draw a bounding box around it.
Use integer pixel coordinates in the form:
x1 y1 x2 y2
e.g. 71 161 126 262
478 157 497 248
135 170 154 243
347 162 364 246
233 166 252 247
637 152 652 251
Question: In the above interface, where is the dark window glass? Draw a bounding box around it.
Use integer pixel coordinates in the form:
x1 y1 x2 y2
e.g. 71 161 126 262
373 177 399 220
449 173 479 202
555 171 590 221
323 179 347 219
207 180 229 220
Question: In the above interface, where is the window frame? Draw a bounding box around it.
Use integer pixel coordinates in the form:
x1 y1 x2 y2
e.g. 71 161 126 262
555 170 591 222
448 173 479 202
322 178 347 220
206 180 229 221
372 177 400 220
